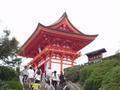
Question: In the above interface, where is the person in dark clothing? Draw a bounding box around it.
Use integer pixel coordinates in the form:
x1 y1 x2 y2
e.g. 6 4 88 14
59 72 66 87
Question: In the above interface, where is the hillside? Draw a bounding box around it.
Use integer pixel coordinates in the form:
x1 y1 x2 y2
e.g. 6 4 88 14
64 54 120 90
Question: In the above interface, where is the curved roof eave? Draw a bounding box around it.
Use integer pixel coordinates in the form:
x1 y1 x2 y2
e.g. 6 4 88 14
42 27 98 40
46 12 95 36
19 23 45 51
39 22 98 38
20 23 98 52
19 13 98 55
47 12 67 27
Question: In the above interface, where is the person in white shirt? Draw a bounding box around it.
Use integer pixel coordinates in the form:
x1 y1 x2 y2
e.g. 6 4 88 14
22 66 28 83
46 67 52 78
46 67 52 83
35 69 41 83
27 66 35 89
52 71 59 90
35 67 42 81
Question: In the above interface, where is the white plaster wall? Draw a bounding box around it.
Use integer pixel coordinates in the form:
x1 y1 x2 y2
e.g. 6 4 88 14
45 60 50 72
51 62 60 74
63 64 71 69
45 58 72 74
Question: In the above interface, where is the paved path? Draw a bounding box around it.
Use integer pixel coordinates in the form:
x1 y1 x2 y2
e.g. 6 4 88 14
19 75 29 90
63 81 80 90
19 75 23 85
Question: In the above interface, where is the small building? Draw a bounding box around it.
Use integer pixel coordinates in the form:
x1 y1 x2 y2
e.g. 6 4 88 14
86 48 106 63
19 12 97 74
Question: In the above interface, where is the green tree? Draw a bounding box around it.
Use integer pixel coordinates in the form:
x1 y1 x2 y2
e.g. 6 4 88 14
0 30 20 66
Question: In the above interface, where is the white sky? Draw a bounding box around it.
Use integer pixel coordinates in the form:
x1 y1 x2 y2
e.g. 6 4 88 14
0 0 120 65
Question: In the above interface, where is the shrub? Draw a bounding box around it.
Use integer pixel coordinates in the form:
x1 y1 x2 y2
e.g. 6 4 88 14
0 79 7 90
84 79 101 90
16 67 20 75
5 81 23 90
103 66 120 90
64 55 120 89
79 66 93 83
84 77 101 90
103 83 120 90
64 66 80 82
0 66 19 81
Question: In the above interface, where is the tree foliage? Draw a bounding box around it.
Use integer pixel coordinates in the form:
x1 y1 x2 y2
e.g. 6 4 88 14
0 30 21 66
0 65 22 90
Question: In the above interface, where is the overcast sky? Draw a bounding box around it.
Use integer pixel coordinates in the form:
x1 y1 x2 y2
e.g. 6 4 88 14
0 0 120 65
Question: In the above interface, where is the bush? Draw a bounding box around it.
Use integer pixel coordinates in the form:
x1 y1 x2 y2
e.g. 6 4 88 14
16 67 20 75
84 79 100 90
0 79 7 90
79 66 93 83
64 66 80 82
103 66 120 90
5 81 23 90
0 66 19 81
103 83 120 90
84 79 93 90
64 55 120 89
84 78 101 90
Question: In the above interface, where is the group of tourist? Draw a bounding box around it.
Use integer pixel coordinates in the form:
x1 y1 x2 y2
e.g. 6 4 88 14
21 66 66 90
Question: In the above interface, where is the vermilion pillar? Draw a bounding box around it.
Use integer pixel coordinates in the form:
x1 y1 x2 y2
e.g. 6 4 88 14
49 53 52 69
60 55 63 74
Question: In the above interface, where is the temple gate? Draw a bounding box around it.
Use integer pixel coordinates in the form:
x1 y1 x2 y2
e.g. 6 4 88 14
19 12 97 74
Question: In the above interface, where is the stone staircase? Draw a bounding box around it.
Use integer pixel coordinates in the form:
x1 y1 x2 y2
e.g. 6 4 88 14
20 75 80 90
